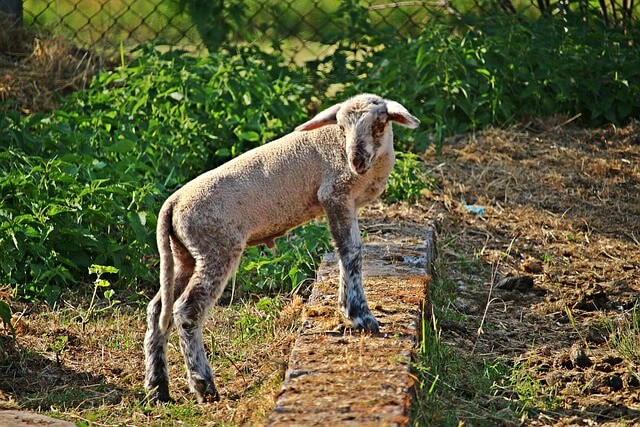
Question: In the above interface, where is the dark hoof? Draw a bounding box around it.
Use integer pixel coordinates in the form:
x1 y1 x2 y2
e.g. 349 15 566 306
200 390 221 403
148 385 173 404
194 378 220 404
352 313 380 334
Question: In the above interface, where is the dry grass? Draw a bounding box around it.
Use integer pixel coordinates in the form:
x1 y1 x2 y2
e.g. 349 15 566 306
0 16 105 114
416 119 640 424
0 294 303 426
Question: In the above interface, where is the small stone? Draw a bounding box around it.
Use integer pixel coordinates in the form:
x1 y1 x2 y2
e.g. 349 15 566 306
608 375 623 392
570 343 593 368
497 275 534 292
624 372 640 388
522 259 544 274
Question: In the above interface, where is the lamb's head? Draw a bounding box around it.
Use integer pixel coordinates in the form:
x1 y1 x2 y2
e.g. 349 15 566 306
296 94 420 175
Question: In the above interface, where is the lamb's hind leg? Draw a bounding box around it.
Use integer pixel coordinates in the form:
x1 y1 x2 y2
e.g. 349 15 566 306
173 246 242 403
144 242 195 403
144 292 172 402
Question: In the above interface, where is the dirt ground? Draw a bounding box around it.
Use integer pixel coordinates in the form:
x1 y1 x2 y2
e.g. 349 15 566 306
415 120 640 425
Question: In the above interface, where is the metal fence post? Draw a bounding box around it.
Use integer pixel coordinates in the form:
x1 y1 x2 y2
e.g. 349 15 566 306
0 0 22 28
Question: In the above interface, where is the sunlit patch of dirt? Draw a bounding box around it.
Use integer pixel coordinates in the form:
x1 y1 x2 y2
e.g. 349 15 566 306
416 120 640 424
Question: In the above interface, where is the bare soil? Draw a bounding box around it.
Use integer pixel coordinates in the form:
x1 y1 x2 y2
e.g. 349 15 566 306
416 120 640 425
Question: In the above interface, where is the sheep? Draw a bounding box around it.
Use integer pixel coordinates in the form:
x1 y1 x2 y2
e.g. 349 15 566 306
143 93 420 404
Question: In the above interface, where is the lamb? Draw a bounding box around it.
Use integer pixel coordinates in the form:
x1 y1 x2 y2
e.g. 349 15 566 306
143 93 420 404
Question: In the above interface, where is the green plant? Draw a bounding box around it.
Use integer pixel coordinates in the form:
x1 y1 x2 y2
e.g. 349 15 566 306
0 299 15 360
504 355 559 413
0 300 13 335
565 306 589 347
344 12 640 148
607 304 640 366
412 305 510 425
0 46 313 302
415 309 451 394
76 265 121 329
234 296 283 342
476 0 638 28
49 334 69 365
174 0 246 52
384 152 434 204
239 223 332 294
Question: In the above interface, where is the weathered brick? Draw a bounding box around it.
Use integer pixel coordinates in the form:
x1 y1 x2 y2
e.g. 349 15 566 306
268 226 434 426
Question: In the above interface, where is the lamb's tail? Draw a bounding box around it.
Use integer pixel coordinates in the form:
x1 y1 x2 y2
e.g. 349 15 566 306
157 197 176 334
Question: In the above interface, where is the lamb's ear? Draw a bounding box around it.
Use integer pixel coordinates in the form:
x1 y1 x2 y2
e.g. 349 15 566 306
295 103 342 131
386 100 420 129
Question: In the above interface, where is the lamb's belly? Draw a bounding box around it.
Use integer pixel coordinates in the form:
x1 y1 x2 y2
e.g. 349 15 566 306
246 203 324 245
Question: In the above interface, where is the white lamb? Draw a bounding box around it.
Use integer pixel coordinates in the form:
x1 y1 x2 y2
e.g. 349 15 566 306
144 93 420 403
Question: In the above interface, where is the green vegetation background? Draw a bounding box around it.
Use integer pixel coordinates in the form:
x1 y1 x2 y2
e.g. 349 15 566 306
2 0 640 306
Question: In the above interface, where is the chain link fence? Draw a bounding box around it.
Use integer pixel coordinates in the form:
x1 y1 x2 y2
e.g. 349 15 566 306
20 0 442 60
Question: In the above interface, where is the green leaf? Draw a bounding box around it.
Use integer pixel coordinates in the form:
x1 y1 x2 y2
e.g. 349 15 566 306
106 139 136 154
89 265 119 275
237 131 260 142
169 91 184 101
42 284 61 308
95 279 111 288
129 211 148 245
0 301 13 335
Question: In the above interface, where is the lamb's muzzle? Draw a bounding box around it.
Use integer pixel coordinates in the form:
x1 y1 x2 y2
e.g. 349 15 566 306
144 93 419 404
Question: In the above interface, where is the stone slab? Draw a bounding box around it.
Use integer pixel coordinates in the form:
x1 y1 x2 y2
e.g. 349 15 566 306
0 410 75 427
268 224 434 426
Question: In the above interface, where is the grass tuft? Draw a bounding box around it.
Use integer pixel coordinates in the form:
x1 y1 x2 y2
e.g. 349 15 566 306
606 304 640 366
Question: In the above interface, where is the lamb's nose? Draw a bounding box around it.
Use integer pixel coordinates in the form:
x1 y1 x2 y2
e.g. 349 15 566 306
353 157 367 173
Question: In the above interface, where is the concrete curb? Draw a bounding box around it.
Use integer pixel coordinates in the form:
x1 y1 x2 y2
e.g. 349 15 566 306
268 224 434 426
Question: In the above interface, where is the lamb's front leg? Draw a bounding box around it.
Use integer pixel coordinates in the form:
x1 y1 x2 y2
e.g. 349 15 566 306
323 198 379 333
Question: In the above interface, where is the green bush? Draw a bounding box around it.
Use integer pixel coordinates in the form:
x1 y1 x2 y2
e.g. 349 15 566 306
385 152 434 204
0 46 313 302
345 13 640 149
9 9 637 303
239 222 332 294
67 45 313 186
